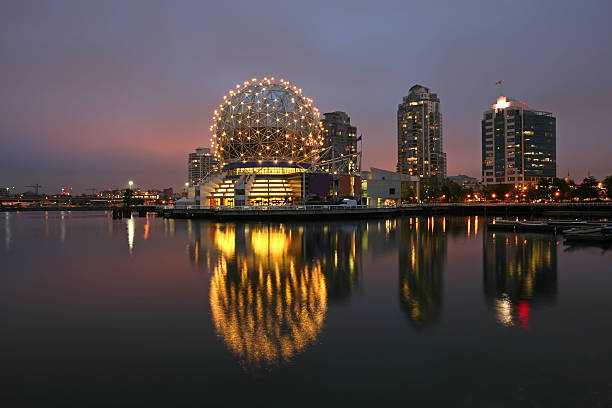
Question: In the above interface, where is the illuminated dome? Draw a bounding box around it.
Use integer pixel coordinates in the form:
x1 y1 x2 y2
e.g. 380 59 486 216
211 77 324 166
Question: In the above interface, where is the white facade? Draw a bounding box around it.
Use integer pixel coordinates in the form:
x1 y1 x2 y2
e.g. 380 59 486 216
361 167 420 205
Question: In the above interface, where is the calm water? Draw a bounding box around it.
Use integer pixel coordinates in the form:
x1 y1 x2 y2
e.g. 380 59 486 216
1 211 611 407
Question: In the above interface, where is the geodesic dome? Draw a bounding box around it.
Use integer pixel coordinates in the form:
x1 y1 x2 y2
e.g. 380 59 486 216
211 77 324 166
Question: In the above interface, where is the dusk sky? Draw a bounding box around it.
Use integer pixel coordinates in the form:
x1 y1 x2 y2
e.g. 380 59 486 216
1 0 611 194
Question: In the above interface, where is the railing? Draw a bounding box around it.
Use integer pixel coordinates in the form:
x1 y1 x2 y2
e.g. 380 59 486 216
406 202 612 207
173 204 399 211
161 202 612 212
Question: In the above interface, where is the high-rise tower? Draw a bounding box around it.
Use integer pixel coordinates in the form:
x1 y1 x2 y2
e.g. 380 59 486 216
397 85 446 179
321 111 359 173
482 96 556 185
188 147 218 186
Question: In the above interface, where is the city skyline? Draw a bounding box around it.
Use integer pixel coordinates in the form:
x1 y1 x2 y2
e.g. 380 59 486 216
1 0 611 194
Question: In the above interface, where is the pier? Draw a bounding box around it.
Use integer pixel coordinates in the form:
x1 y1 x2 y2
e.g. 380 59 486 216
160 202 612 220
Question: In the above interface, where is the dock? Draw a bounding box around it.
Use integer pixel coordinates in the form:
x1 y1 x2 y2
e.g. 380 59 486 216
159 202 612 220
161 205 417 220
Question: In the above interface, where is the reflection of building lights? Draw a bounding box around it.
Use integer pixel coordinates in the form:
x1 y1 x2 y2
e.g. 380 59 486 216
127 217 135 254
209 258 327 367
517 300 531 329
143 215 150 240
467 217 471 237
250 227 288 257
494 294 514 327
4 212 10 250
214 225 235 257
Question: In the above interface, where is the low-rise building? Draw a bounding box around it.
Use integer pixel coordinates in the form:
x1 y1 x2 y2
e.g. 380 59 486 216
361 167 420 205
448 174 483 191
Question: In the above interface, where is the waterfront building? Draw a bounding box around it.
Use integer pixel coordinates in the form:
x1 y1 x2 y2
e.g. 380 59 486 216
448 174 483 191
131 189 161 205
361 167 420 205
321 111 359 174
397 85 446 179
482 96 556 185
188 147 218 186
188 77 360 207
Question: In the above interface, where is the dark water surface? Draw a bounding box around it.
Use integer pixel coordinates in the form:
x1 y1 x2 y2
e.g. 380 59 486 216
1 211 611 407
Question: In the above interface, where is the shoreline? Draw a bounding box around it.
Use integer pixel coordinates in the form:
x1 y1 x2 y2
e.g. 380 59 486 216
2 202 610 219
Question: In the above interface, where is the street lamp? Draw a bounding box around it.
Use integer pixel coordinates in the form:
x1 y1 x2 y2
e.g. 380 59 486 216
128 180 134 189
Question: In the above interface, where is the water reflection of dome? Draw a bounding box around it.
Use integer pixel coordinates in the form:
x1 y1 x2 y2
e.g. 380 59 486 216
209 257 327 367
185 221 363 365
207 223 330 367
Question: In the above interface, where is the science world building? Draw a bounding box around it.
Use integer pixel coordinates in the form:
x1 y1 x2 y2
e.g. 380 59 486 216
188 77 361 206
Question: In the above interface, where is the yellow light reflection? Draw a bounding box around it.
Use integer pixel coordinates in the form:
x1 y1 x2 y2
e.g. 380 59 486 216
467 217 471 237
127 217 135 255
250 227 289 257
210 258 327 367
143 214 150 240
214 225 235 257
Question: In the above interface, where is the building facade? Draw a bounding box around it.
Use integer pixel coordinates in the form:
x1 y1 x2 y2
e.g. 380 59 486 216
361 167 420 205
321 111 359 173
482 96 556 185
188 147 218 186
397 85 446 179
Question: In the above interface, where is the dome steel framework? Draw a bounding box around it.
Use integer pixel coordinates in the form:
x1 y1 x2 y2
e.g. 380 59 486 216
211 77 324 166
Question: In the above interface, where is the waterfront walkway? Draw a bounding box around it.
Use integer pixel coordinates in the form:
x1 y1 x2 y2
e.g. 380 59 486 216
162 202 612 220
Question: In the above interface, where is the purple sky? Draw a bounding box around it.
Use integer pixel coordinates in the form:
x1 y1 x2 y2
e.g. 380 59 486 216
1 0 611 194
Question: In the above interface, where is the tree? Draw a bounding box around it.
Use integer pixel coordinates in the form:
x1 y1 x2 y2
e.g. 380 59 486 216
575 177 599 200
421 178 443 201
401 181 415 203
604 175 612 199
445 180 465 202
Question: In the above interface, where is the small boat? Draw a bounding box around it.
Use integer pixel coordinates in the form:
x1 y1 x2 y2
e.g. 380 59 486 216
564 232 612 243
563 223 612 245
562 225 612 235
517 221 557 231
487 220 518 230
546 220 588 228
